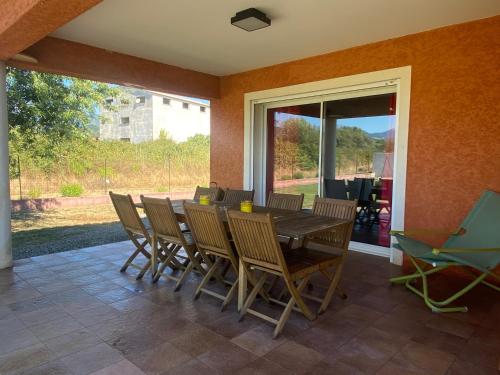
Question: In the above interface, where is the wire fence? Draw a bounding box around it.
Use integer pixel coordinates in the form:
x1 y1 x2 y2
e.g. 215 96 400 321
9 153 210 200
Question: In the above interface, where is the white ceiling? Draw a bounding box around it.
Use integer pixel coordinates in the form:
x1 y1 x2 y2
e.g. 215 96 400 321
51 0 500 76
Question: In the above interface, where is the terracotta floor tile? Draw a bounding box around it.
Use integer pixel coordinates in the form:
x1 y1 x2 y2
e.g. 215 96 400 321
456 336 500 370
0 327 41 356
59 342 124 375
263 341 324 374
236 357 291 375
162 358 220 375
94 287 137 304
0 343 52 375
3 245 499 375
105 326 165 356
445 359 498 375
89 359 146 375
426 316 475 339
42 328 103 359
17 304 71 327
168 325 227 357
393 342 456 375
28 315 83 341
306 360 368 375
231 326 287 356
196 342 258 372
376 359 429 375
15 359 74 375
335 327 405 373
411 327 468 356
127 341 192 374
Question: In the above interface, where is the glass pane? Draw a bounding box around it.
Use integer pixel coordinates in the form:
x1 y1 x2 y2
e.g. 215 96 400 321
267 103 321 208
324 93 396 247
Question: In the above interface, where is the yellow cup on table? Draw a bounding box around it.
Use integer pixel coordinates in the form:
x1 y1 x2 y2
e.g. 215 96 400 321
199 195 210 206
240 200 253 213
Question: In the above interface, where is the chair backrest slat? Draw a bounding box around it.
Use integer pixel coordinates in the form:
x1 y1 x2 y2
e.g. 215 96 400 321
140 196 184 244
310 196 357 250
193 186 223 201
266 192 304 211
222 189 255 205
109 192 148 237
227 210 284 272
184 202 234 260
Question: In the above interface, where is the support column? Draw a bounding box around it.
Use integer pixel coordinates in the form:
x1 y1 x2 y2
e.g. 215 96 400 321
323 118 337 180
0 61 13 269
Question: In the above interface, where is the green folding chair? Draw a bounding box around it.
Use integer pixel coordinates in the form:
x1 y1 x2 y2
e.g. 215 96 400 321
391 190 500 313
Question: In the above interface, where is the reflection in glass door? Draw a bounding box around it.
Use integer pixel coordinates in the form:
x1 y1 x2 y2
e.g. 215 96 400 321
265 91 397 248
266 103 321 208
323 93 396 247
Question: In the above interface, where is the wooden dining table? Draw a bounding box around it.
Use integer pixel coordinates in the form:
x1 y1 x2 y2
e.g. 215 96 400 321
136 199 350 309
136 199 349 239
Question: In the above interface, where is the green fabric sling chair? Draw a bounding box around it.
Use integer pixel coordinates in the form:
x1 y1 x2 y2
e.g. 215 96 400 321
391 190 500 313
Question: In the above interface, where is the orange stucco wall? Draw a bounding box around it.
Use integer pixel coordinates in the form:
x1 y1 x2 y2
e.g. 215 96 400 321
211 16 500 242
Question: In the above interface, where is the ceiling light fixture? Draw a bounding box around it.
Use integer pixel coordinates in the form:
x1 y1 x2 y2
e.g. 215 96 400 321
231 8 271 32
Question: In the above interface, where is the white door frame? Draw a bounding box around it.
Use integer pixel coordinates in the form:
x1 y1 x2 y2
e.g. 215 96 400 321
243 66 412 265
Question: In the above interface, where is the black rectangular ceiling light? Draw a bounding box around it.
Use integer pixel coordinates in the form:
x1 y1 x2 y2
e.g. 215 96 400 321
231 8 271 32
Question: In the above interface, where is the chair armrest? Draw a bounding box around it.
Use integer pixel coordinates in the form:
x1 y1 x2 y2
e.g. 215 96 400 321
432 247 500 255
390 228 465 237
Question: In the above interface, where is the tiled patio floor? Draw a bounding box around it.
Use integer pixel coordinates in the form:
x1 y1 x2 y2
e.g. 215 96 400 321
1 241 499 374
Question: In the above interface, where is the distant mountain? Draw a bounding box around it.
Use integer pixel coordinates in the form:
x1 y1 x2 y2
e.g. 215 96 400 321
368 129 394 139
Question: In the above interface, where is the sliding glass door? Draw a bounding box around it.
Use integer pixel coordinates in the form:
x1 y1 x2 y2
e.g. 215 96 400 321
264 89 397 248
266 102 322 208
323 93 396 247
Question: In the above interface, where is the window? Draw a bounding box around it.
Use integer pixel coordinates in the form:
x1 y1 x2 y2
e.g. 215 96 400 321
136 96 146 104
182 102 189 109
105 98 113 104
120 117 130 125
163 98 171 105
120 138 131 142
200 106 206 113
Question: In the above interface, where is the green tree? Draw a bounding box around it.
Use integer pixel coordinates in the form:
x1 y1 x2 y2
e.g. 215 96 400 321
7 67 117 169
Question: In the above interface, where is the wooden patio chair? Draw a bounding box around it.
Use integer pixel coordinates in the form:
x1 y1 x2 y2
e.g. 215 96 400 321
140 196 204 291
183 202 240 310
193 185 223 201
109 192 152 279
266 192 304 211
302 196 357 313
221 189 255 205
227 210 344 338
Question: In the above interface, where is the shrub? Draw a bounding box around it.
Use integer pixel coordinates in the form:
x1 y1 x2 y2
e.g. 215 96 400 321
27 187 42 199
280 175 292 180
60 183 84 197
157 186 168 192
293 172 304 179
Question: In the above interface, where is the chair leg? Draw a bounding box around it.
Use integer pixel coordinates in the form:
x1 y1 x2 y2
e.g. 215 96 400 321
318 263 344 314
404 256 469 313
194 257 222 300
274 276 314 338
221 278 239 312
174 261 194 292
120 238 149 272
136 258 152 280
239 273 267 321
153 244 182 283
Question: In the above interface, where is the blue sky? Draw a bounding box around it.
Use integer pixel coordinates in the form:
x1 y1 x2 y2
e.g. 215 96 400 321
337 116 395 134
275 112 394 134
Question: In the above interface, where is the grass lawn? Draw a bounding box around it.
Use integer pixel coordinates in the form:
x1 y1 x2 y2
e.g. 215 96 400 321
274 183 319 208
11 186 320 260
11 204 130 260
